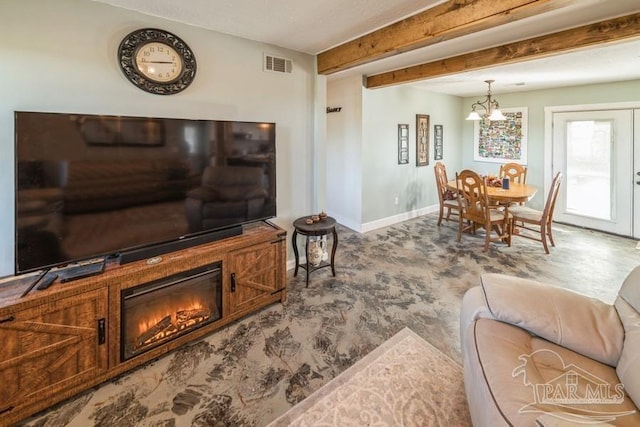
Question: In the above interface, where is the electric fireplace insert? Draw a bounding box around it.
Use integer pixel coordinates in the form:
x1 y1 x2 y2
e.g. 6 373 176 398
121 262 222 361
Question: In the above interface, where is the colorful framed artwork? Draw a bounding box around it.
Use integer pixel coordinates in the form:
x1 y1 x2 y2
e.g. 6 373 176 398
416 114 429 166
398 123 409 164
434 124 443 160
473 107 528 163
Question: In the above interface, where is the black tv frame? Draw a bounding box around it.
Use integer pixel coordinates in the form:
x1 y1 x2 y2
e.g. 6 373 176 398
14 111 276 275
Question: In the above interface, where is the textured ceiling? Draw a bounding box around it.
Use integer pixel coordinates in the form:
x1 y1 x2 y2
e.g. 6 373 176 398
92 0 640 96
92 0 444 54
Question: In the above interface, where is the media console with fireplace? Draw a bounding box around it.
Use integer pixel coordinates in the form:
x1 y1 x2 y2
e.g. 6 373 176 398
0 221 286 426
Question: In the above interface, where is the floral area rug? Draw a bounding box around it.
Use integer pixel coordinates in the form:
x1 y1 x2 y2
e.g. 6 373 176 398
267 327 470 426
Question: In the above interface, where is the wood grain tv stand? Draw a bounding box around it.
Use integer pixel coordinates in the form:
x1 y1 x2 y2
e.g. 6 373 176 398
0 221 286 426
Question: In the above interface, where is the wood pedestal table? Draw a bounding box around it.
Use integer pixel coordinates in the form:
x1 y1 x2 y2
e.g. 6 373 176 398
292 216 338 287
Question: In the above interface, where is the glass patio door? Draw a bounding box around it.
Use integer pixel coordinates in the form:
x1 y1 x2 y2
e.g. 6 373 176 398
552 110 634 236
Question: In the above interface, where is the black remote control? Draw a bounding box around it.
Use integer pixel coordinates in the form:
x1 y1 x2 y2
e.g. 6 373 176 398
36 274 58 290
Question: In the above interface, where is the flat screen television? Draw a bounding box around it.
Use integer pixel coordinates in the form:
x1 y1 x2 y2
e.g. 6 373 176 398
15 111 276 274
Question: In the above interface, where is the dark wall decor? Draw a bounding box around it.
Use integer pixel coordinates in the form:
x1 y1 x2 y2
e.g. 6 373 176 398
398 124 409 164
416 114 429 166
434 124 443 160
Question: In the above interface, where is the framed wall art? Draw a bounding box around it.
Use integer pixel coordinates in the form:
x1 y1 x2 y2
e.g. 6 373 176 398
416 114 429 166
473 107 528 164
434 124 443 160
398 123 409 164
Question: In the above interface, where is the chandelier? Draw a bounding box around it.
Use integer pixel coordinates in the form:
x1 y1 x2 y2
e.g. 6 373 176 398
465 80 506 121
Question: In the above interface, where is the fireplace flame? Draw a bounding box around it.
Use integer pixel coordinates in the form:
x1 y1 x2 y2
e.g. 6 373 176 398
135 300 211 349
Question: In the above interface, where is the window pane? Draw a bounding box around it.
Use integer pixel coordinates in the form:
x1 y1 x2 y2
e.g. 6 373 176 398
565 120 612 220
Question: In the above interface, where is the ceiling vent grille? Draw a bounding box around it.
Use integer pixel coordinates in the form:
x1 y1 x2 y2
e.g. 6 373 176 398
264 54 292 74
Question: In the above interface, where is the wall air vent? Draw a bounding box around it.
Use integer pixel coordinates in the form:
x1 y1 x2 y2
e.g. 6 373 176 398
264 54 292 74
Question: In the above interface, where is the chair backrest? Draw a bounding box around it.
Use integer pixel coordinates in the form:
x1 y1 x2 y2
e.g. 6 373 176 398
434 162 449 202
499 163 527 184
456 169 490 224
542 172 563 224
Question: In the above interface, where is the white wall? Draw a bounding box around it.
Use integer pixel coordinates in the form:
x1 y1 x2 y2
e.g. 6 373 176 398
462 79 640 210
0 0 317 276
362 85 463 225
326 75 364 231
326 78 464 231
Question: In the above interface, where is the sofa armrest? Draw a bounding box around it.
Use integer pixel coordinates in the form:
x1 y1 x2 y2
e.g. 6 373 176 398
460 286 496 335
480 273 624 366
187 187 220 202
246 188 268 199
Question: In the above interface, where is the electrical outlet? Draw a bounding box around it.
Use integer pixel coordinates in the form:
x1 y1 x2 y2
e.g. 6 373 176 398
394 197 399 205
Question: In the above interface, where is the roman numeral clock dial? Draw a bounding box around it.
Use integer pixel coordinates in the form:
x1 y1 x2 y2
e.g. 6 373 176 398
118 28 196 95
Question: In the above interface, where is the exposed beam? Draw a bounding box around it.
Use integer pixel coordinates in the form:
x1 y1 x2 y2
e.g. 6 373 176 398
317 0 575 74
365 12 640 88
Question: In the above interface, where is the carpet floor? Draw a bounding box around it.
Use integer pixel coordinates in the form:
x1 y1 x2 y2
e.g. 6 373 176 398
20 214 639 426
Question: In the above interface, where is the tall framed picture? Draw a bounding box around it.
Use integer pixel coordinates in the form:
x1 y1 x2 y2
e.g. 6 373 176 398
434 124 443 160
416 114 429 166
398 124 409 164
473 107 528 163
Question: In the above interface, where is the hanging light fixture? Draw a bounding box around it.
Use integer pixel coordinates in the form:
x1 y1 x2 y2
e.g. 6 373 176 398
465 80 506 121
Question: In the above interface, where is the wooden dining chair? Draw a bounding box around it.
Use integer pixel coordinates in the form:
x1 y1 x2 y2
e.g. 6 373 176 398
434 162 461 226
498 162 528 208
499 163 528 184
509 172 563 254
455 169 512 252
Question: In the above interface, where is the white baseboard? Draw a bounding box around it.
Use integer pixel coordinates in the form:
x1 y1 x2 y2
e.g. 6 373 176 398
285 205 439 270
286 258 303 271
361 204 439 233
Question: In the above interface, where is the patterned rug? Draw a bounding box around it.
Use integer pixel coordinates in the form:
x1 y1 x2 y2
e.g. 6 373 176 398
267 328 470 426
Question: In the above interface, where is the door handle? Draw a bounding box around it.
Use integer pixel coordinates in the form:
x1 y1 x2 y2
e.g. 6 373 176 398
98 318 106 345
230 273 236 292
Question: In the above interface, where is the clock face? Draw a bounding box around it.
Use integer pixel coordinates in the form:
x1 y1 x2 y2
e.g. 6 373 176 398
118 28 197 95
134 42 183 83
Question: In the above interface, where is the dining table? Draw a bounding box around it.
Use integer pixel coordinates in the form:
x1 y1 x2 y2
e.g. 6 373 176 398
446 178 538 238
446 179 537 205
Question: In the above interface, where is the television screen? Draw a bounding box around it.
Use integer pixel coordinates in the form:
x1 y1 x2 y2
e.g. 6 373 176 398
15 112 276 274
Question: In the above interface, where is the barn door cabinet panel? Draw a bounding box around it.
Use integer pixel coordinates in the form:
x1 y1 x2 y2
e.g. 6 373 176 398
227 236 286 319
0 288 108 423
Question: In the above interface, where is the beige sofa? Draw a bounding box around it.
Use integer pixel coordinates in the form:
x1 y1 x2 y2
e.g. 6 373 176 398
460 267 640 426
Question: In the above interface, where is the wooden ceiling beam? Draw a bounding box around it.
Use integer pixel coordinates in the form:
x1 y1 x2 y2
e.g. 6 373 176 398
365 12 640 88
317 0 575 74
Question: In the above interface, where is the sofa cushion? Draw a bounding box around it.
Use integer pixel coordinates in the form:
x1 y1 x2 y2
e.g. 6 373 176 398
474 319 640 426
535 413 616 426
480 273 623 366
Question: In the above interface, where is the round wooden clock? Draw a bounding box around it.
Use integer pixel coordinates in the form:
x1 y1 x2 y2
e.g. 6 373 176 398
118 28 197 95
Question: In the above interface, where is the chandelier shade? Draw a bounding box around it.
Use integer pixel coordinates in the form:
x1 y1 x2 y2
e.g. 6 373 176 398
466 80 505 121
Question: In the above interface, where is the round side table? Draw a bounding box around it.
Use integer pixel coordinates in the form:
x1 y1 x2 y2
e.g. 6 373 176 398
292 216 338 287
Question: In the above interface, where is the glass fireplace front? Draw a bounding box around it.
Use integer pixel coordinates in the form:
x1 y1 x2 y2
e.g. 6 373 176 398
121 262 222 361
